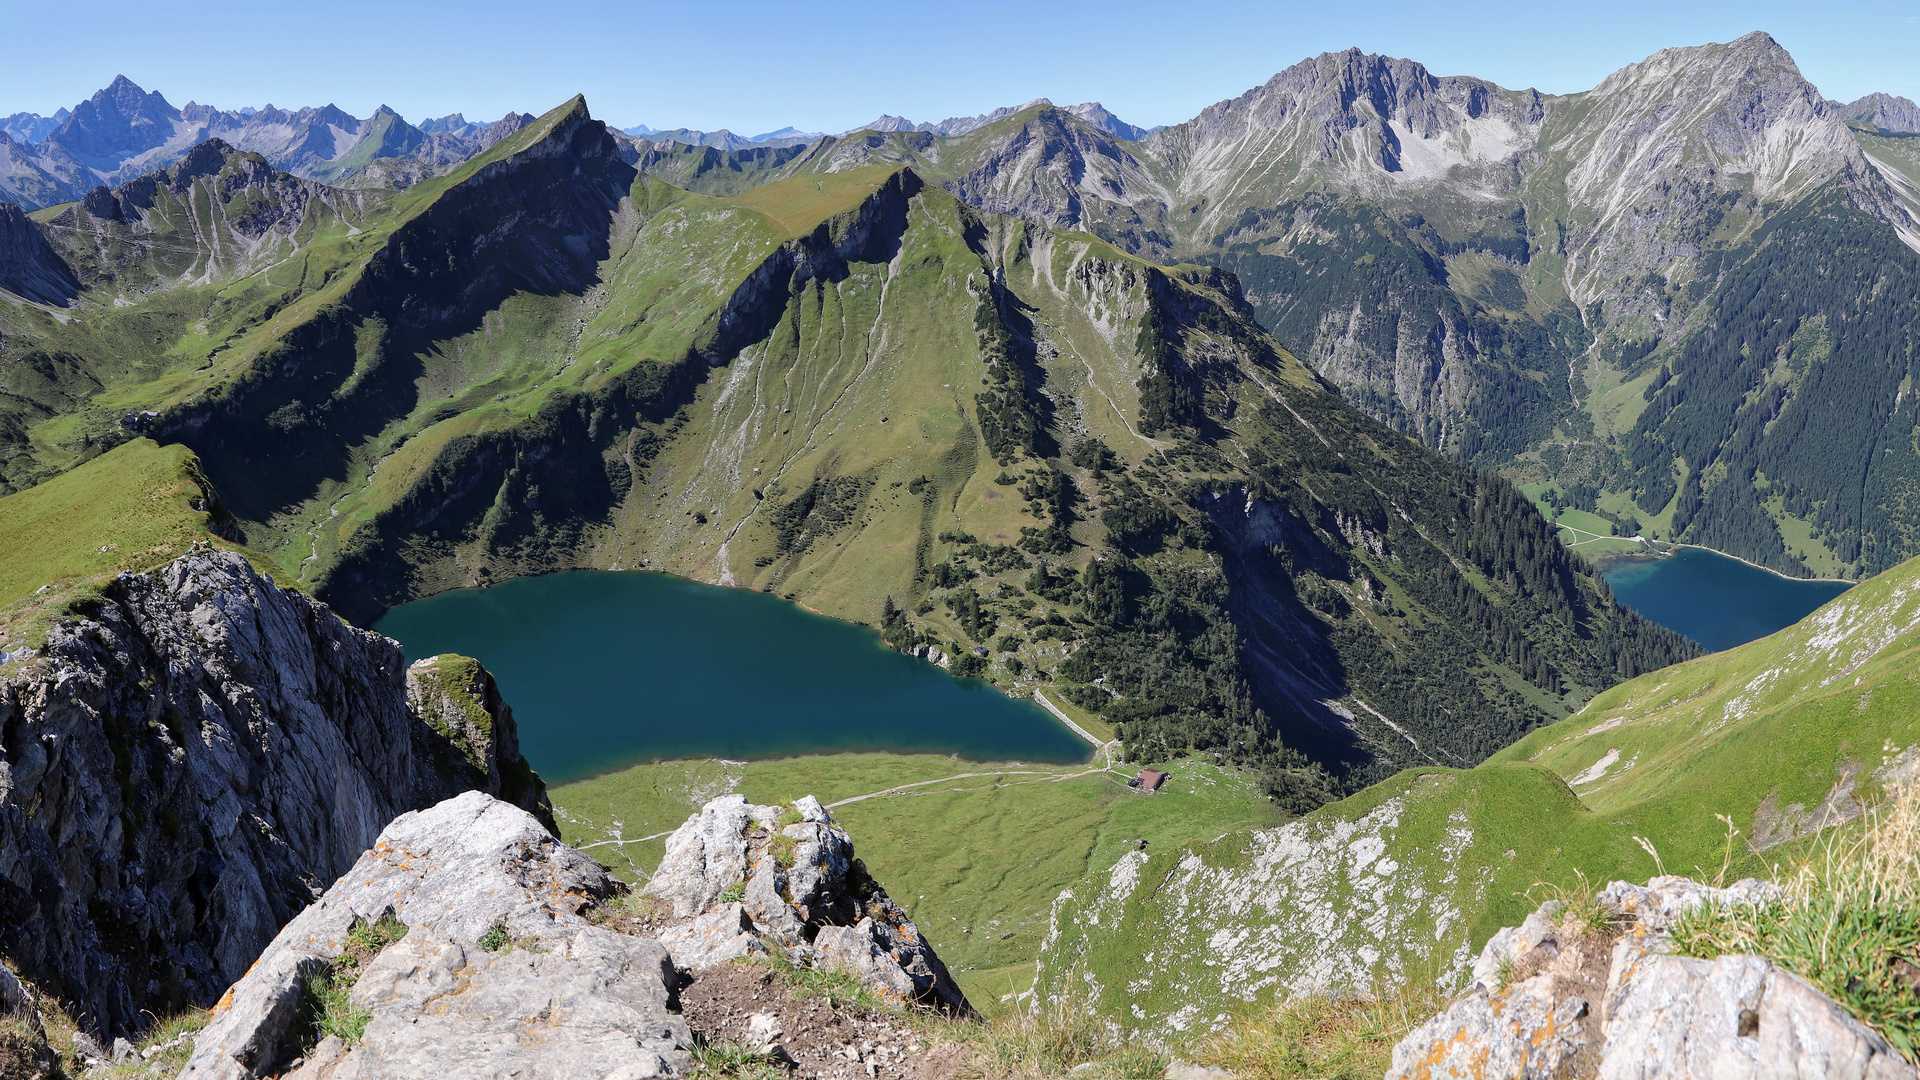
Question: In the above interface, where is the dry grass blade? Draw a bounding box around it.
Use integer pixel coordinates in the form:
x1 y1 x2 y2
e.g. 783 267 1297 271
1192 982 1451 1080
1671 782 1920 1061
940 992 1165 1079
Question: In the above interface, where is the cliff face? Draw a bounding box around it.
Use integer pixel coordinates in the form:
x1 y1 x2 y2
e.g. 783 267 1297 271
0 550 547 1035
404 654 552 831
0 201 78 306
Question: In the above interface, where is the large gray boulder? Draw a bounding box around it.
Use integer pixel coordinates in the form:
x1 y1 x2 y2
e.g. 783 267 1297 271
0 551 549 1036
1388 875 1917 1080
645 794 971 1014
181 791 689 1079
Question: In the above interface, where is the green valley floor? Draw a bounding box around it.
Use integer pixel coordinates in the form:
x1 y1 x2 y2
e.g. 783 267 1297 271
549 751 1283 1012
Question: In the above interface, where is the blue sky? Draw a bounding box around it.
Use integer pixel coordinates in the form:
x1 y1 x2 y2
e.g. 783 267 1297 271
3 0 1917 134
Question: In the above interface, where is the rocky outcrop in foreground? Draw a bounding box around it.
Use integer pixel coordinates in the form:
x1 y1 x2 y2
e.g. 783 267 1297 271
646 794 972 1015
1389 875 1917 1080
185 791 970 1079
181 792 684 1080
0 551 548 1035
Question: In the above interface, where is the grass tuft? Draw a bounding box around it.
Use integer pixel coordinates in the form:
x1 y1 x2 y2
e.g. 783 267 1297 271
1670 782 1920 1060
944 994 1165 1079
0 1015 50 1080
749 953 896 1015
346 913 408 955
298 966 370 1047
478 922 512 953
688 1036 786 1079
1530 869 1620 938
1190 982 1451 1080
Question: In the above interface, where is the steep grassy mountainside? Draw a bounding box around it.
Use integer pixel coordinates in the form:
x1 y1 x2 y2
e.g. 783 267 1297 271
0 438 259 655
0 95 1691 796
675 34 1920 580
1035 546 1920 1040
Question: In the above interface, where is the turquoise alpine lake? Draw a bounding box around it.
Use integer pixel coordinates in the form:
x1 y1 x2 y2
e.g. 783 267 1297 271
372 570 1091 783
1600 546 1852 653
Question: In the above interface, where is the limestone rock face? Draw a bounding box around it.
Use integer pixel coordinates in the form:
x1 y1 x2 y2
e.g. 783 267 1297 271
657 903 768 969
646 794 971 1014
182 791 689 1080
1388 875 1917 1080
404 654 554 832
0 551 547 1035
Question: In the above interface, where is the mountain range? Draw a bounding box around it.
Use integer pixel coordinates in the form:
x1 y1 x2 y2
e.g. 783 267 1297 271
5 31 1914 792
2 30 1920 1069
628 34 1920 583
0 76 534 207
0 85 1702 812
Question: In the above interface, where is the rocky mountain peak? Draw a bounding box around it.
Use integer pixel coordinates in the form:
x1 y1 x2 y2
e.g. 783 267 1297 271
1151 45 1541 211
1061 100 1152 140
48 75 181 162
1 108 64 146
418 112 472 135
1183 46 1528 139
1547 28 1907 318
841 98 1150 141
856 113 919 133
1844 91 1920 134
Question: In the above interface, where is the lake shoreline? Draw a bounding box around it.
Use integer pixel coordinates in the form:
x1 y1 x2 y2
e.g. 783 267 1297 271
1596 542 1855 585
548 747 1102 790
1600 545 1853 653
374 568 1093 783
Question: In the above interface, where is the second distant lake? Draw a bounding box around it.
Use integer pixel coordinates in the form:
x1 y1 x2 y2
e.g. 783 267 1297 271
1600 546 1852 652
372 570 1091 784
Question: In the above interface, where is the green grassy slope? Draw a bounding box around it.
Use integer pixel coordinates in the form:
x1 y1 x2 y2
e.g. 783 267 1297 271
1035 548 1920 1038
0 438 265 654
549 752 1282 1008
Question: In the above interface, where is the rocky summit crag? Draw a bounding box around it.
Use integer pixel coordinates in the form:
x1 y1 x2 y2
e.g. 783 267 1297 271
179 790 967 1079
645 794 970 1014
1390 876 1917 1080
0 550 548 1036
180 791 685 1080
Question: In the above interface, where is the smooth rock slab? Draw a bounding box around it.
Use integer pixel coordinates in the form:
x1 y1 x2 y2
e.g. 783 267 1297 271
180 792 681 1079
1600 954 1914 1080
659 903 768 970
324 930 688 1080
